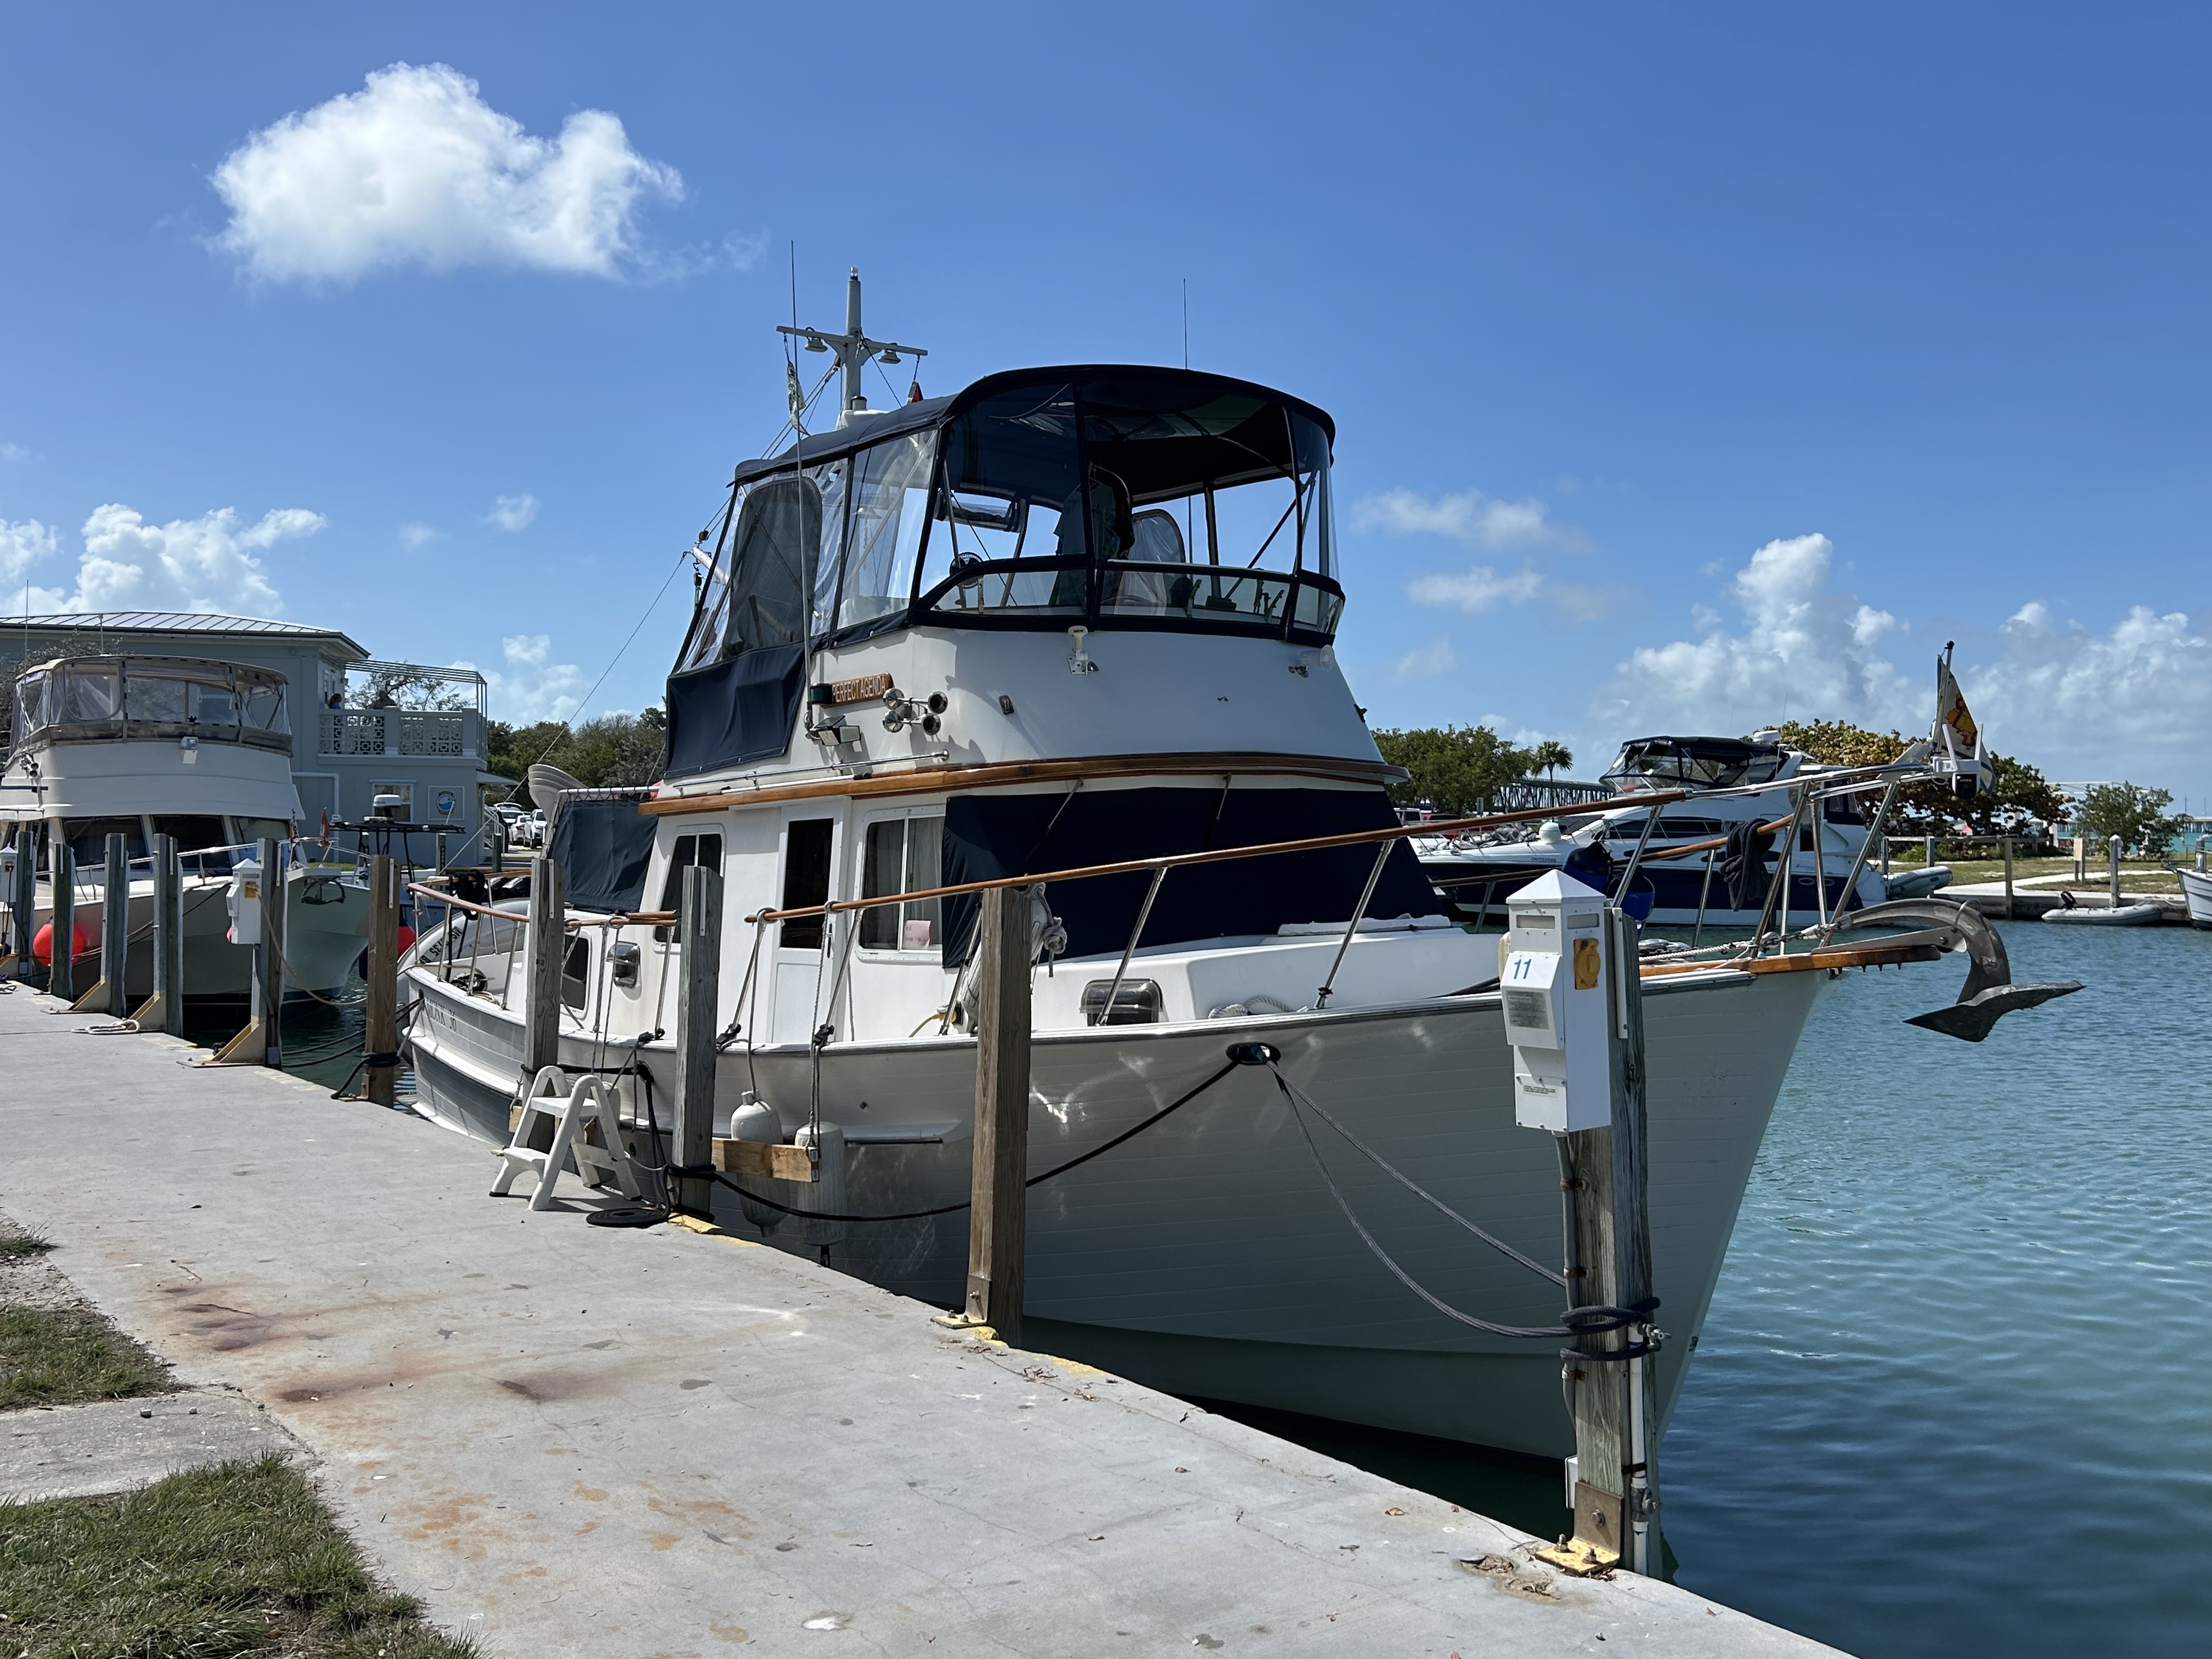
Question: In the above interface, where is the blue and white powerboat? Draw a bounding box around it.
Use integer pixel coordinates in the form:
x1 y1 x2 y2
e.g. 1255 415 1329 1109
1413 732 1931 929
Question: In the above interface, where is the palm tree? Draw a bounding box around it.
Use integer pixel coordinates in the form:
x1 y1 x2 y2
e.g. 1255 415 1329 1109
1531 740 1574 782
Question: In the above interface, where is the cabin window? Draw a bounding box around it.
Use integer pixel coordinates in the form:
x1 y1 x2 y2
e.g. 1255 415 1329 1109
654 832 723 941
560 935 591 1012
859 815 944 950
65 818 149 866
836 433 935 631
779 819 836 951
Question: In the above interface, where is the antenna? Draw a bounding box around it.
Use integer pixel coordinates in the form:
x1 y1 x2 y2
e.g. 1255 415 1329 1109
1182 277 1189 369
777 267 928 428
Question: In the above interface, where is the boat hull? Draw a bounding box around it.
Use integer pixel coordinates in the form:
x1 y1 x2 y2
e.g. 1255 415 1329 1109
14 870 370 1000
404 962 1821 1459
2178 868 2212 929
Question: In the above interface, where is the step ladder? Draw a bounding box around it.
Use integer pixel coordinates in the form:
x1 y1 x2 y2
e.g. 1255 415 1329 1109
491 1066 641 1212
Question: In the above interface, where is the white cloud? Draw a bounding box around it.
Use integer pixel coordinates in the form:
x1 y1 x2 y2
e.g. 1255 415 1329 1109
5 504 322 617
1353 487 1578 551
1966 602 2212 772
1391 635 1459 679
1608 533 1918 733
487 494 539 532
399 522 441 549
1 442 32 464
1 519 60 593
1407 564 1546 613
211 62 682 283
469 633 589 723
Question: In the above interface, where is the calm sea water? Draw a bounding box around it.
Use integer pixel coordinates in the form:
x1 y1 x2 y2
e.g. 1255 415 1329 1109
1211 921 2212 1655
1660 920 2212 1655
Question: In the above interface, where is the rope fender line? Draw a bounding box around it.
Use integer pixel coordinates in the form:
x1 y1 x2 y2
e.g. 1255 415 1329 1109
1265 1060 1656 1344
705 1054 1248 1225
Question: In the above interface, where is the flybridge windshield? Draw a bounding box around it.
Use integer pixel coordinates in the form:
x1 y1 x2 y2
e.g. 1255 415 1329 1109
1604 737 1785 791
673 368 1343 674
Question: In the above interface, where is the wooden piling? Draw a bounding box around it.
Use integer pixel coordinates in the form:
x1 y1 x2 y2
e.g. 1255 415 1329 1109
962 885 1033 1345
2109 839 2121 905
8 828 36 981
364 855 400 1108
132 834 183 1036
50 841 74 1003
259 838 284 1067
1547 906 1658 1578
103 833 129 1016
672 861 724 1217
2002 837 2015 920
69 834 130 1014
522 854 566 1082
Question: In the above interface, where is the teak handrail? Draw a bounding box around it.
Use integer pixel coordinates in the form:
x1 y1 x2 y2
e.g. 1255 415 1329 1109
737 789 1692 925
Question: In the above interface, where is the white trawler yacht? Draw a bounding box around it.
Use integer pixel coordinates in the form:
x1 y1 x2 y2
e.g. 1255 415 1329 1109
1 654 370 1000
402 278 1979 1458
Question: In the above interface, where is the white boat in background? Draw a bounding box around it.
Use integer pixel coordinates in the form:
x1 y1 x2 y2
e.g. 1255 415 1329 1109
2041 893 2164 927
400 275 2032 1459
1 654 370 1000
1413 733 1950 929
2176 867 2212 929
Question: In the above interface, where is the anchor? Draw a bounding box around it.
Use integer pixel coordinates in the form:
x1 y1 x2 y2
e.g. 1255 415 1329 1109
1836 899 2083 1042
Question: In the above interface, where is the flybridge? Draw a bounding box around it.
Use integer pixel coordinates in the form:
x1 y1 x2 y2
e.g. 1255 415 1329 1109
676 272 1343 682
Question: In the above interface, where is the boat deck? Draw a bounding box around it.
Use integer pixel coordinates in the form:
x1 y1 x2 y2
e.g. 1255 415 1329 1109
0 983 1835 1655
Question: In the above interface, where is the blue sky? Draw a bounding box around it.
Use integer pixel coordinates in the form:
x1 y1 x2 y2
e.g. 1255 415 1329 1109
4 4 2209 799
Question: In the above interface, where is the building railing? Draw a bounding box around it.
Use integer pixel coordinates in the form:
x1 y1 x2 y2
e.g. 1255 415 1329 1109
318 709 478 759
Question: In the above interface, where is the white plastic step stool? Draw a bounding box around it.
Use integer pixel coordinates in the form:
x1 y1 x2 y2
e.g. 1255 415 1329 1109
491 1066 641 1211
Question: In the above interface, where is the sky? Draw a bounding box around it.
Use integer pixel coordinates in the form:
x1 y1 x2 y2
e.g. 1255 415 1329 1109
3 3 2210 800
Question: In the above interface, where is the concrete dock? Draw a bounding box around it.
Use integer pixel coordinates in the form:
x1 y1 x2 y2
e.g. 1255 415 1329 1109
0 983 1835 1656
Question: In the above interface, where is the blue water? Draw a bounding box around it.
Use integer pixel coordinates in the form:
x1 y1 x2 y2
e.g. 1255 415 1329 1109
1663 921 2212 1654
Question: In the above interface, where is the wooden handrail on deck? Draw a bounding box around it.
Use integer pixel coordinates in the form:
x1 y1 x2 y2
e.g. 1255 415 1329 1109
735 790 1693 926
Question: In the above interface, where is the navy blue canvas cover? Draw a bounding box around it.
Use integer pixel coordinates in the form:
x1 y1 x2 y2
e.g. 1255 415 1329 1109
940 785 1440 965
662 642 807 778
549 795 657 915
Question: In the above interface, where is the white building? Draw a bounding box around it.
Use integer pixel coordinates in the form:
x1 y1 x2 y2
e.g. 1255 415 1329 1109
0 612 498 835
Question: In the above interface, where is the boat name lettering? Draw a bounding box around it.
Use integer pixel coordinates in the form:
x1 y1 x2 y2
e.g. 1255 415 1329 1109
821 674 894 707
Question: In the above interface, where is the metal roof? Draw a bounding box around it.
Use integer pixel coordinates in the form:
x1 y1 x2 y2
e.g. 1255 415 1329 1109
1 611 366 656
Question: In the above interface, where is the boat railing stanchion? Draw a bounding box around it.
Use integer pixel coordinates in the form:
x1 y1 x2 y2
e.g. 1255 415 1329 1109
1095 866 1169 1024
364 855 400 1108
1808 795 1830 929
670 861 724 1217
1315 840 1393 1009
1833 774 1903 932
1691 848 1717 949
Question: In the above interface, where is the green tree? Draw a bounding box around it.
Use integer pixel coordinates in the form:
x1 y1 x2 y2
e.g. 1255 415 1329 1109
1771 718 2066 840
1530 739 1574 781
484 711 667 791
2077 782 2188 857
1372 725 1537 816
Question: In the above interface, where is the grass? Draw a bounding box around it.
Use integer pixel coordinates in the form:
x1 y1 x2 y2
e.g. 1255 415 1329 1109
0 1307 171 1411
0 1233 57 1261
0 1456 477 1658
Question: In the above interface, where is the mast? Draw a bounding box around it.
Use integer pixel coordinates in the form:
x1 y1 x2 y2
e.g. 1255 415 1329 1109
777 267 929 428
